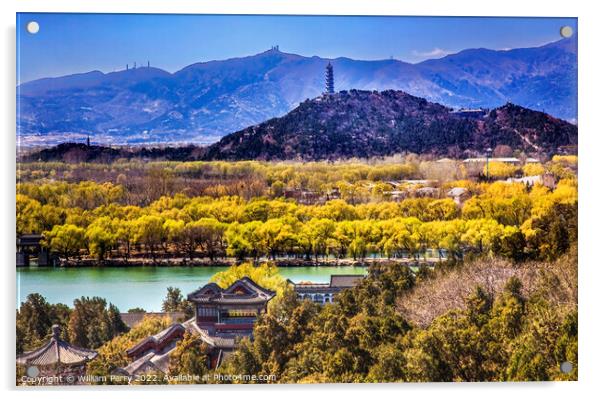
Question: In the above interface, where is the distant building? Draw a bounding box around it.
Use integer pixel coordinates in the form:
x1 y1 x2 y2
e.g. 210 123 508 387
463 157 540 164
446 187 470 205
119 277 275 374
17 234 55 267
450 108 487 118
284 189 322 205
388 190 408 202
289 275 364 305
506 175 542 186
505 173 556 189
283 188 341 205
325 62 334 95
414 187 440 198
402 179 433 185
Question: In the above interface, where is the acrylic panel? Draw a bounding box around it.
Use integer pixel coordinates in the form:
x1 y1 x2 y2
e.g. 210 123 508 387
16 13 578 385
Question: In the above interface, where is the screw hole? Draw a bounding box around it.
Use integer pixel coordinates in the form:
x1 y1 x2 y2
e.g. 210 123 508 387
560 26 573 38
560 361 573 374
26 21 40 35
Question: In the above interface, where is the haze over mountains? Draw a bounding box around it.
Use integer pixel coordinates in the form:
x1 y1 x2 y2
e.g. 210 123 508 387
17 37 577 146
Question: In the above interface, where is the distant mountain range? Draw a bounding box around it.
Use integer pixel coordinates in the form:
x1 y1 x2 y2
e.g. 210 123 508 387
17 37 577 146
203 90 577 161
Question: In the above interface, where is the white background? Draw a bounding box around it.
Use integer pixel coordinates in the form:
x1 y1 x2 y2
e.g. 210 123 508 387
1 0 600 397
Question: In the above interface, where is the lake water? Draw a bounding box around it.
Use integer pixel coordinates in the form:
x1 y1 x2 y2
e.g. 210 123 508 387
16 266 367 312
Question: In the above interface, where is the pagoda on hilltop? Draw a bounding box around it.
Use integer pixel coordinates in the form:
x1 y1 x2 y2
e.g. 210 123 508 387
325 62 335 95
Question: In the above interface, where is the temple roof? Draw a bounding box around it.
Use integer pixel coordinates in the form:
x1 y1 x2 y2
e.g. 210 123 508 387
119 318 238 375
120 312 185 329
185 319 238 349
126 323 185 357
289 275 364 292
16 325 97 366
187 277 276 305
120 350 172 376
330 275 364 288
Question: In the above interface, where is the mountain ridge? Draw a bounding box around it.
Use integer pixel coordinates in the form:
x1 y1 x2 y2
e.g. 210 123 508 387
17 37 577 146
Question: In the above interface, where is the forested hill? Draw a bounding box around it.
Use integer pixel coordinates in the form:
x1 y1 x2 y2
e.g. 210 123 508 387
203 90 578 161
20 143 206 163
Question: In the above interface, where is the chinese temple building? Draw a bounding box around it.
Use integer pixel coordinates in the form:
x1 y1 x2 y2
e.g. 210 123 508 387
119 277 275 375
187 277 275 336
289 275 364 305
16 325 97 381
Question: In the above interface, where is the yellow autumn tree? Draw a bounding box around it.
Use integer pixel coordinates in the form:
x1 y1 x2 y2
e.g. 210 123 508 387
210 262 288 296
522 163 545 176
484 162 519 179
86 316 173 384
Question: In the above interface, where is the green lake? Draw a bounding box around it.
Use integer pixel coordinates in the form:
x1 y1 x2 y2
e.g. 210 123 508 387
16 266 367 312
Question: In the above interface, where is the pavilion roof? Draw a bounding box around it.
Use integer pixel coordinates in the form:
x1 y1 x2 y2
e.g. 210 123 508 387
187 277 276 305
16 325 97 366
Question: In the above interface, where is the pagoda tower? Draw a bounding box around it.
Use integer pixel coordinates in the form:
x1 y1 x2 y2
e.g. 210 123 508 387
325 62 334 95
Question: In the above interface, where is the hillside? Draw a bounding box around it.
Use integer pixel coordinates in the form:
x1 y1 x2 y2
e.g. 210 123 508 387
17 38 577 146
203 90 578 161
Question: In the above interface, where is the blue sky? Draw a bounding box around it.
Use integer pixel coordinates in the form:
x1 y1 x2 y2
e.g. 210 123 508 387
17 13 577 83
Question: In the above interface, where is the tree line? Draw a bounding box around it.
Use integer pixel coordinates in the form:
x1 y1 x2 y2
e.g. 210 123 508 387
16 177 576 264
17 155 576 207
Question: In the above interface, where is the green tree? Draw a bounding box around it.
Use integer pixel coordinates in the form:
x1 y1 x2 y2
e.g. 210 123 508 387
45 224 86 261
210 262 287 296
87 316 172 384
86 216 117 261
162 287 194 318
168 332 210 383
16 293 70 353
134 215 166 262
68 296 128 349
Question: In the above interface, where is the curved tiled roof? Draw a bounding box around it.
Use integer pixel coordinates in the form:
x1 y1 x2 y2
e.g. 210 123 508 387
120 350 173 376
16 325 97 366
120 318 237 376
330 275 364 288
187 276 276 305
184 319 237 349
126 323 185 357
